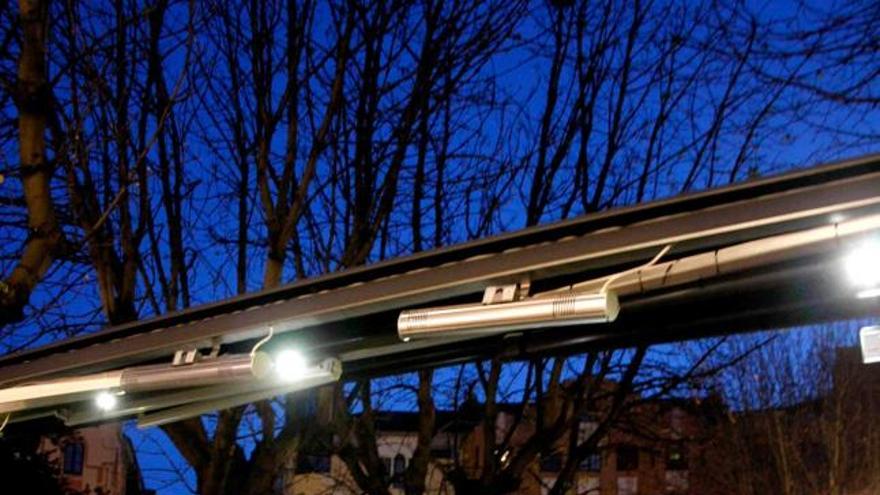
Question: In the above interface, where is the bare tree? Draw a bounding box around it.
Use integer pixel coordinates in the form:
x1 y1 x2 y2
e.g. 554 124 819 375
158 1 529 493
703 324 880 495
516 0 799 226
2 1 880 494
0 0 62 326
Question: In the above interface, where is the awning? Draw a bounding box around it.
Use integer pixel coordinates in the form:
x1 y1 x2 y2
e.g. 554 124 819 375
1 154 879 425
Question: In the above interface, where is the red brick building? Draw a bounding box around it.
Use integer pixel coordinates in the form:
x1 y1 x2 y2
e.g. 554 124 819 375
39 423 151 495
282 392 722 495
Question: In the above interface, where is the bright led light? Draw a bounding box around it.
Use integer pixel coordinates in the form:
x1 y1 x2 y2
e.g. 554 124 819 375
844 242 880 289
274 350 308 381
95 391 118 411
857 288 880 299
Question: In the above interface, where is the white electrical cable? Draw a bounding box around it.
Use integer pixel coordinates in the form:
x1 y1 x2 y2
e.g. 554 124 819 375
250 325 275 359
599 244 673 294
0 413 9 434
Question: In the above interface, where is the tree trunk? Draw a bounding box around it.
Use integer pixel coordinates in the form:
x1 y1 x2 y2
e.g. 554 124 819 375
0 0 62 326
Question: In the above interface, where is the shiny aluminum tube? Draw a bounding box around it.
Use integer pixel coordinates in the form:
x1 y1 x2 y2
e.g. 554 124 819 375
0 352 271 414
136 358 342 428
398 291 619 341
119 352 271 392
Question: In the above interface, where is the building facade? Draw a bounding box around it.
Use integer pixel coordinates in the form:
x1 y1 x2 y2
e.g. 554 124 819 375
39 423 148 495
279 397 716 495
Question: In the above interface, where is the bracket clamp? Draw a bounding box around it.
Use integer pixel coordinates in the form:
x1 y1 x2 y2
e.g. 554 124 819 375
482 277 530 305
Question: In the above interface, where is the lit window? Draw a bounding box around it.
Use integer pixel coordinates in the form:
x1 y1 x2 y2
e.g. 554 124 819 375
617 476 638 495
578 420 598 444
62 442 85 475
578 476 600 494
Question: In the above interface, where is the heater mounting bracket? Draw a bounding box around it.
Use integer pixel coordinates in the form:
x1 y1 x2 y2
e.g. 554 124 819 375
208 338 222 358
482 277 530 305
172 349 202 366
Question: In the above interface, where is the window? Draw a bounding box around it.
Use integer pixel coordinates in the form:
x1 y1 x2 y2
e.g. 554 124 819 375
540 475 558 495
665 470 689 493
430 448 453 460
578 420 598 444
63 442 85 475
296 454 330 473
616 445 639 471
579 451 602 472
617 476 638 495
393 454 406 475
578 476 600 494
540 453 563 473
389 454 407 488
666 442 687 471
382 456 392 476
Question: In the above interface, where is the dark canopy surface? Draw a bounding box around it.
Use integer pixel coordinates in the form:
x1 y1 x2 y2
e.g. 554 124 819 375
1 154 879 385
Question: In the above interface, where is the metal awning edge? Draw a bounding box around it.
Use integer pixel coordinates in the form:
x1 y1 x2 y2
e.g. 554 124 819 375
0 155 879 385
